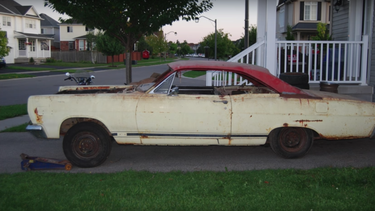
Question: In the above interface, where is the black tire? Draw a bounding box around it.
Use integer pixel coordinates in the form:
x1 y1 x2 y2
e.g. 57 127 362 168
293 83 310 90
269 128 313 158
63 122 112 168
279 72 309 84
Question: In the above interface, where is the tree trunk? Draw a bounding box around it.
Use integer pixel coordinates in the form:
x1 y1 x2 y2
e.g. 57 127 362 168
125 35 133 84
126 52 132 84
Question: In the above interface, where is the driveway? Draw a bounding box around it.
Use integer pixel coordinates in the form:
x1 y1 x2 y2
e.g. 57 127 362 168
1 132 374 173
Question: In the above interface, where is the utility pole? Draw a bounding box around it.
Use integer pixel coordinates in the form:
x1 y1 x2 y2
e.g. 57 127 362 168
244 0 249 49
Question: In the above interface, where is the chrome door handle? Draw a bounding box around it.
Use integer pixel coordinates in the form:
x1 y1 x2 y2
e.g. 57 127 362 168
213 100 228 104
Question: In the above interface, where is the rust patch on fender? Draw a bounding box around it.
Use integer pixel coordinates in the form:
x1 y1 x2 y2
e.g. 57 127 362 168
283 123 288 127
34 108 43 124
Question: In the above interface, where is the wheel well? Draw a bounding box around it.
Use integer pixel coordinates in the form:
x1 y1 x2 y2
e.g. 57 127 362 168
266 127 319 143
60 118 111 136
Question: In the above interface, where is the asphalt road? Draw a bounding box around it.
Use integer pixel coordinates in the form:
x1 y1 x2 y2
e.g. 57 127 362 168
0 64 170 106
1 132 375 173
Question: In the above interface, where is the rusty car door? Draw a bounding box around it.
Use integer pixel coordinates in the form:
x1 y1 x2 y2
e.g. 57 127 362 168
135 93 232 145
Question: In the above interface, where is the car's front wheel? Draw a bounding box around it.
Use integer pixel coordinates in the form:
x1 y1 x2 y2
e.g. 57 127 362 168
63 122 112 168
269 128 313 158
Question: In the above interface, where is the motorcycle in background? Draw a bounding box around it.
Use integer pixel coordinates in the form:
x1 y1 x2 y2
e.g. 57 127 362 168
64 70 95 85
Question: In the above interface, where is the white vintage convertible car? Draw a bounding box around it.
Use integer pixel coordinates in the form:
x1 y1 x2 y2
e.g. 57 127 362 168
26 61 375 167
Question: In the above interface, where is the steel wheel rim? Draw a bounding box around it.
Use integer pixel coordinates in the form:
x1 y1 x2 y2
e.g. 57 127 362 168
72 132 100 159
278 128 307 153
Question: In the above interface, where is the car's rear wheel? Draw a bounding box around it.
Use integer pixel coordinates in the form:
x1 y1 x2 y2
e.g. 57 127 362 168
269 128 313 158
63 122 112 168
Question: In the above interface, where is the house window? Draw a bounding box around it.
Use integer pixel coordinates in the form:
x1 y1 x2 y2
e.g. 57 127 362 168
278 6 285 28
26 20 36 28
79 40 84 51
19 40 26 50
69 41 75 50
41 28 44 34
41 41 49 50
67 26 73 33
30 41 36 52
300 2 322 21
2 17 11 27
304 2 317 20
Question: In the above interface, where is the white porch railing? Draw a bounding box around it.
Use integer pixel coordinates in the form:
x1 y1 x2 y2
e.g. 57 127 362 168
209 36 369 86
276 36 368 85
207 40 266 86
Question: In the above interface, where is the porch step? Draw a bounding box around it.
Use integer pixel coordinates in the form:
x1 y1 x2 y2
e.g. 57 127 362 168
309 84 373 102
14 58 46 64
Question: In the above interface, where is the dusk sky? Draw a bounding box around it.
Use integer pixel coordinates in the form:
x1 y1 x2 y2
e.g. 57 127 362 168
16 0 258 44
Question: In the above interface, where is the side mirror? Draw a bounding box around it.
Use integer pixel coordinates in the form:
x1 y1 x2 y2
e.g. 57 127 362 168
168 87 179 96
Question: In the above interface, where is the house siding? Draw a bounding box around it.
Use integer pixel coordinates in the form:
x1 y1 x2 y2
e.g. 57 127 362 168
331 3 349 41
370 2 375 90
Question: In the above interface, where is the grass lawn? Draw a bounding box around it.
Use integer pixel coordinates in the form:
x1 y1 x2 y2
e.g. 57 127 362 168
6 65 55 71
0 122 28 133
183 71 207 78
0 104 27 120
0 73 34 80
0 167 373 210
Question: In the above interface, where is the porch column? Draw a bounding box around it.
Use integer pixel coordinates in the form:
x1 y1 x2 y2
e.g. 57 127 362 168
26 38 29 59
349 0 363 41
257 0 277 75
36 38 39 59
48 40 51 57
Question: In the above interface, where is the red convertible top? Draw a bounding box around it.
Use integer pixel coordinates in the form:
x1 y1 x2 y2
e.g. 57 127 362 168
168 60 306 95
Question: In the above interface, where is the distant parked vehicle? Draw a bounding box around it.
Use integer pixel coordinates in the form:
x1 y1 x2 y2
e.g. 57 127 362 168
0 57 6 68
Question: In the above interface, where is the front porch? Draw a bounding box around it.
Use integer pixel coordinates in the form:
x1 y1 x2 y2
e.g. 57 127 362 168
14 32 53 64
208 0 374 102
206 36 373 101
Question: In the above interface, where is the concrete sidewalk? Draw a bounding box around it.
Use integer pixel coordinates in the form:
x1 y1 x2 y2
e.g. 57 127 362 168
0 115 30 131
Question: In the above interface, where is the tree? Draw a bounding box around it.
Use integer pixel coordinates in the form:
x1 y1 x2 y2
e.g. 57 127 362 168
311 23 332 41
0 30 10 58
237 25 257 50
179 41 192 57
285 25 295 40
200 29 239 60
137 36 152 53
145 31 168 60
168 42 178 55
46 0 213 84
86 31 98 64
95 32 126 67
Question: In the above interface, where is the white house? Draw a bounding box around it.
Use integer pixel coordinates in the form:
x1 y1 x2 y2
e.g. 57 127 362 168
0 0 53 63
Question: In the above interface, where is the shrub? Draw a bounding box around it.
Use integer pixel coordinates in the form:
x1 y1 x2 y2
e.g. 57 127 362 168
46 58 55 63
29 57 34 63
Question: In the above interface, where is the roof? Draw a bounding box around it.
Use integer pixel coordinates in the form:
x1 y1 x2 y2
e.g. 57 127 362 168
0 0 39 18
292 23 330 31
167 61 305 95
40 13 59 28
14 31 54 40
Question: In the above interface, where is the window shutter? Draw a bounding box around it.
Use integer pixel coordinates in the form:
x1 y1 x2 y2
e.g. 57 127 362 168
317 2 322 21
300 2 305 20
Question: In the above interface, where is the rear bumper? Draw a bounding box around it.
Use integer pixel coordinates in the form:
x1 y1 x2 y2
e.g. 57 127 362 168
26 124 47 139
